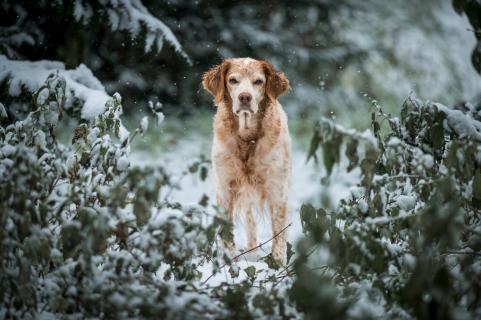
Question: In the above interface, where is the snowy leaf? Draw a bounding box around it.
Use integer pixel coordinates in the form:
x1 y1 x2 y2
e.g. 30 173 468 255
244 265 256 278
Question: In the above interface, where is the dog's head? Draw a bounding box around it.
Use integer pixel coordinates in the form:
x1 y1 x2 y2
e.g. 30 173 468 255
202 58 289 129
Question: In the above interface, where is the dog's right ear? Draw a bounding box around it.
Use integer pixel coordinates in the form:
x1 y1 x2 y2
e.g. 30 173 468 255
202 60 230 105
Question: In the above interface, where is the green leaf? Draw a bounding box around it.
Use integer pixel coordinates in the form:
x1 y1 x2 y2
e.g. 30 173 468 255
262 253 281 270
188 162 199 173
198 194 209 207
306 123 321 163
430 123 444 151
228 265 240 278
244 265 256 278
61 223 81 259
286 241 294 265
252 293 275 314
473 170 481 200
200 166 208 181
300 203 317 234
322 137 340 176
345 138 359 172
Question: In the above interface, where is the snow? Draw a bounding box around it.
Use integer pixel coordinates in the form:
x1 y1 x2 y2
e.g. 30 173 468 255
434 102 481 141
3 1 480 316
0 55 110 119
130 125 360 257
357 198 368 214
140 116 149 135
117 155 130 171
332 0 481 106
1 145 16 157
396 195 416 211
36 87 49 105
155 112 165 126
347 281 386 318
34 130 47 150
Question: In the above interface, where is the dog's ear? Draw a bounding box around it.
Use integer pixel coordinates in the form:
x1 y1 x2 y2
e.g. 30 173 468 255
262 61 289 101
202 60 231 104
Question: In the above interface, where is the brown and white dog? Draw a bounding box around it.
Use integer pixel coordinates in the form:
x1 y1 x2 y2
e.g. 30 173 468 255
202 58 291 263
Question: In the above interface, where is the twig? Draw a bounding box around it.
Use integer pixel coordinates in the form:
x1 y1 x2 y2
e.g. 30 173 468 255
277 243 320 277
201 223 292 286
441 250 481 257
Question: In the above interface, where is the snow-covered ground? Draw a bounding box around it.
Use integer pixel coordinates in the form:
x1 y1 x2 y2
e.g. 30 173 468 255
130 121 360 284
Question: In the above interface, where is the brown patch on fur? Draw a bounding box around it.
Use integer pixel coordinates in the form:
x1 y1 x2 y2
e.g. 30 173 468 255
260 60 289 102
202 60 231 105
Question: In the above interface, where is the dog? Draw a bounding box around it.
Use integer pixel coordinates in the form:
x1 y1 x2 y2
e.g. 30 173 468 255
202 58 291 264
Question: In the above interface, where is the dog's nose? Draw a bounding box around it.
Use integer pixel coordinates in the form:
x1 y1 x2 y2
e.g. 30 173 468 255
238 92 252 104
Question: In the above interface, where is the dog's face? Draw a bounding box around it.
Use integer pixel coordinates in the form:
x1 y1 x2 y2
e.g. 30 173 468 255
202 58 289 129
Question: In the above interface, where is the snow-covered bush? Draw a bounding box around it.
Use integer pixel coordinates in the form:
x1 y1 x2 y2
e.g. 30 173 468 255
297 97 481 318
0 74 235 318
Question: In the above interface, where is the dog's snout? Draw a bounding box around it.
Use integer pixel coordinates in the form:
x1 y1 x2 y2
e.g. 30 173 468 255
238 92 252 104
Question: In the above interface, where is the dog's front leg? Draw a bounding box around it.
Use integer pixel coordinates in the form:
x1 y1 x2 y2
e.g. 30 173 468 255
216 193 236 255
268 201 288 265
245 209 257 250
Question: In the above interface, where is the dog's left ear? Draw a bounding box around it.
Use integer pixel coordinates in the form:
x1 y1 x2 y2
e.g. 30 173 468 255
262 61 289 101
202 60 231 105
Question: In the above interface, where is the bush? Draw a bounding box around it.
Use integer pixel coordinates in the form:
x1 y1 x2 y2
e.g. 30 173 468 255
297 97 481 319
0 74 235 318
2 74 481 318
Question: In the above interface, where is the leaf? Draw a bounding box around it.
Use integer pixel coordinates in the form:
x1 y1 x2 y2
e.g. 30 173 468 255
262 253 281 270
306 123 321 163
430 122 444 152
252 293 275 315
345 138 359 172
114 120 120 138
79 151 90 167
322 137 340 176
286 241 294 265
300 203 317 234
244 265 256 278
360 146 378 188
200 166 208 181
198 194 209 207
372 120 381 138
188 162 199 173
228 265 240 278
473 170 481 200
61 223 81 259
163 269 172 281
134 196 150 227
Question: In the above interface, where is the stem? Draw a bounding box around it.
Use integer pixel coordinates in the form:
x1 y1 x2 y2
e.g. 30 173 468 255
442 251 481 257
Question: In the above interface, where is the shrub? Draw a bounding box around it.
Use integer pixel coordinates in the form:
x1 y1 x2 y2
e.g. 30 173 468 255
296 97 481 319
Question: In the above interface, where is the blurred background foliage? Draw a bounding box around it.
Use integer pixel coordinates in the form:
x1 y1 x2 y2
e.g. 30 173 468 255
2 0 480 127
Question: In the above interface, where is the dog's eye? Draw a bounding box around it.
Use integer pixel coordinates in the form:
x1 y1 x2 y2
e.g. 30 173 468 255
253 79 263 85
229 78 238 85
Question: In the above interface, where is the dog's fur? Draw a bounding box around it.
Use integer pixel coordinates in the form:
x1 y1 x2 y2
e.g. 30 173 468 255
202 58 291 263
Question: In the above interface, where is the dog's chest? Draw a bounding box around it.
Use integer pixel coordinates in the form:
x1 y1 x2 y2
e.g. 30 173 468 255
235 138 286 178
236 139 257 162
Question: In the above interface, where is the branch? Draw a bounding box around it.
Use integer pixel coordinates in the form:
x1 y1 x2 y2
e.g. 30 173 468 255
201 223 292 286
441 250 481 257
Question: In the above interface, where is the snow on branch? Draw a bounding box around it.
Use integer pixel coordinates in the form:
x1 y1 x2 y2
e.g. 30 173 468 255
432 102 481 142
0 54 111 120
73 0 191 63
